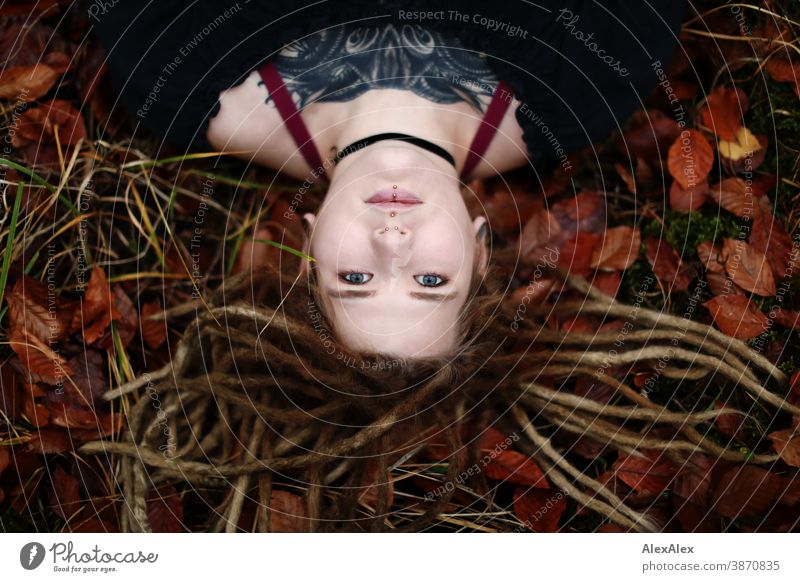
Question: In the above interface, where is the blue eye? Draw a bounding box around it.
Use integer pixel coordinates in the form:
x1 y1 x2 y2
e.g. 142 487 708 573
340 272 372 285
415 274 446 287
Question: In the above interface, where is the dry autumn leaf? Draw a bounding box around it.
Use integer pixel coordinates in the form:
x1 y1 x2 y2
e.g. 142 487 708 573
697 241 725 273
669 180 708 211
644 238 694 293
703 295 769 339
140 300 167 350
709 177 754 217
484 450 549 487
721 238 776 296
0 63 58 101
700 86 748 140
8 326 72 385
513 486 565 532
668 129 714 189
613 450 676 494
12 98 87 147
718 126 767 171
750 198 794 280
768 429 800 468
269 490 309 532
590 226 641 271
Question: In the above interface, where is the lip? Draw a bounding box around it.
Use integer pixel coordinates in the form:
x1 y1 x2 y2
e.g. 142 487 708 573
366 190 422 205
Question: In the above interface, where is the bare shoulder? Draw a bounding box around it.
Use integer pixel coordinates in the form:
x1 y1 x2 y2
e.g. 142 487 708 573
206 70 316 179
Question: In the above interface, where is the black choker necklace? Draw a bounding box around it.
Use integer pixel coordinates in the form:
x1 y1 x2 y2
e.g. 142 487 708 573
332 132 456 168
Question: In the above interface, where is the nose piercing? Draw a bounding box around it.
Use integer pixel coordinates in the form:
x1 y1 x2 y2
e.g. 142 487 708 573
392 184 397 189
390 212 396 217
384 227 389 231
394 226 399 230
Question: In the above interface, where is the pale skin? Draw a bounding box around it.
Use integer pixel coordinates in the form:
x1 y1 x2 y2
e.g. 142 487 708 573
206 23 531 357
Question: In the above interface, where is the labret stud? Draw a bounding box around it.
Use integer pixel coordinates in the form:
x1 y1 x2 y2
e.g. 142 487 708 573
390 212 396 217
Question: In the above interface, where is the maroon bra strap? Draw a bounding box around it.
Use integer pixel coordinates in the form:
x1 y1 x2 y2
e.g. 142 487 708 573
459 80 514 181
257 61 330 182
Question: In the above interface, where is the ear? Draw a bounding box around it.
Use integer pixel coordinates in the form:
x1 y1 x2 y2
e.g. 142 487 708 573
299 213 316 276
472 216 489 276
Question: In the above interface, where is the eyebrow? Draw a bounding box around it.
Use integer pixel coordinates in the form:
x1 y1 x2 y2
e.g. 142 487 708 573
326 289 459 302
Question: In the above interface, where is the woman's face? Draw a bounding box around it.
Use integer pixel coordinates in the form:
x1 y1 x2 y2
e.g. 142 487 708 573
304 144 488 358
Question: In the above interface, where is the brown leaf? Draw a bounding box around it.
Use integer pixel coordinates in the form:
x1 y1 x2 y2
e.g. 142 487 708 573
705 271 744 297
668 130 714 189
0 446 8 475
669 180 708 211
644 238 694 293
619 110 682 159
551 191 606 236
703 295 768 339
590 271 622 297
484 450 548 487
672 454 712 505
66 349 107 403
590 226 640 271
140 300 167 350
13 98 86 147
768 429 800 468
95 286 138 350
5 275 73 342
269 490 309 532
697 241 725 273
774 310 800 330
147 485 184 533
558 232 601 277
709 178 754 217
614 162 636 194
8 326 72 385
721 238 776 296
0 63 58 101
519 203 562 256
766 56 800 97
613 450 676 494
714 400 744 439
711 465 788 519
49 466 80 520
750 199 794 280
22 428 71 453
513 486 566 532
0 364 22 422
700 86 748 140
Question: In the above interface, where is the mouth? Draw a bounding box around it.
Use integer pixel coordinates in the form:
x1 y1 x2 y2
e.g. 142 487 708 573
366 189 422 205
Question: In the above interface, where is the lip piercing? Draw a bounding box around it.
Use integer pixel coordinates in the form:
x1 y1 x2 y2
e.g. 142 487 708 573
392 185 398 189
390 212 396 217
394 226 399 230
384 227 389 231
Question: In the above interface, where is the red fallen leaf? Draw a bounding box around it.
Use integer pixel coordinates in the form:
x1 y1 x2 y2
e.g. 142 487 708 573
96 286 139 350
0 446 8 475
561 315 594 334
667 130 714 189
0 63 58 101
551 191 606 236
720 238 776 296
613 450 676 494
12 98 87 147
700 86 748 140
711 465 789 519
766 56 800 97
269 490 309 532
714 400 744 439
705 271 744 297
22 428 71 453
479 428 514 453
669 180 708 211
672 454 713 505
23 396 50 427
750 199 794 280
0 358 23 421
619 109 682 160
697 241 725 273
5 275 74 342
768 429 800 468
519 203 562 256
482 189 539 237
709 178 754 217
147 485 184 533
558 232 600 277
8 326 72 385
590 226 640 271
751 173 777 198
507 277 557 310
644 238 694 293
50 466 80 521
774 310 800 330
66 349 107 403
484 450 548 487
41 389 105 429
140 300 167 350
513 486 566 532
591 270 621 297
703 295 768 339
78 266 122 344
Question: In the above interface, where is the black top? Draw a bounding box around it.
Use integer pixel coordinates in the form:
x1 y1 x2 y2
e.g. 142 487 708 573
92 0 685 167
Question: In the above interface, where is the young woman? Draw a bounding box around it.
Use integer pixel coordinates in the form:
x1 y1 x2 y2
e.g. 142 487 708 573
94 1 685 359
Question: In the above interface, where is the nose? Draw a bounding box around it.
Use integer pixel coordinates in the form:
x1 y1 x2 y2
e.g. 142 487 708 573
373 223 412 259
